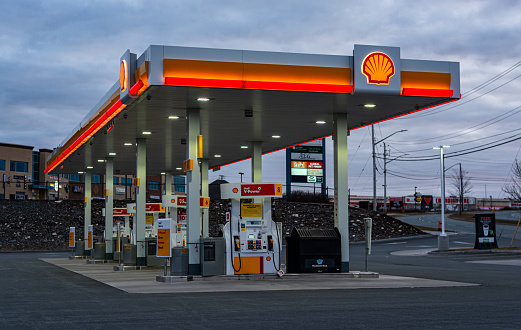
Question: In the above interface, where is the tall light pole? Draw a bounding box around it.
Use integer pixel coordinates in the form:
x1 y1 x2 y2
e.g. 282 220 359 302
434 145 450 251
238 172 244 183
372 127 407 211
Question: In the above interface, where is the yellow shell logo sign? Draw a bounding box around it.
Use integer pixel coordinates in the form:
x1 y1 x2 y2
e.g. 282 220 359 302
120 60 127 92
362 52 395 85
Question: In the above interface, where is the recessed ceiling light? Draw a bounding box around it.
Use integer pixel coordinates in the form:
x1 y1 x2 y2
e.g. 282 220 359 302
78 171 84 174
175 167 182 170
124 143 133 146
241 146 248 149
142 131 152 135
86 166 93 169
214 154 222 158
197 97 210 102
316 121 326 124
168 116 180 119
272 135 281 138
161 172 166 175
364 104 376 108
97 159 105 163
109 152 116 156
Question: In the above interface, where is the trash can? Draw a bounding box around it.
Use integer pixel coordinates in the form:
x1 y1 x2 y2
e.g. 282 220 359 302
75 241 85 256
93 242 106 260
286 228 341 273
200 238 225 276
146 238 163 266
113 236 129 261
171 247 189 276
122 244 137 265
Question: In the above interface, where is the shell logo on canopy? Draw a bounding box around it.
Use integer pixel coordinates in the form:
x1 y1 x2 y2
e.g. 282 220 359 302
120 60 127 92
362 52 395 85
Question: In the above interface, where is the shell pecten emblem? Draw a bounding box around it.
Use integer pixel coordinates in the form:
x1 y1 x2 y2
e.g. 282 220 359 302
362 52 395 85
120 60 127 92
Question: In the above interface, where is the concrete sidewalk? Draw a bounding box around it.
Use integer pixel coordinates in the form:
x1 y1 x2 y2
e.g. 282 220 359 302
41 257 478 294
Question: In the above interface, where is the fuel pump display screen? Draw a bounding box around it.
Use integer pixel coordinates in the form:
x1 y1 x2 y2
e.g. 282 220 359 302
248 234 255 239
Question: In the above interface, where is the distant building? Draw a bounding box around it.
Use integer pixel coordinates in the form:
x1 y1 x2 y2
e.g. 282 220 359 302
1 141 185 200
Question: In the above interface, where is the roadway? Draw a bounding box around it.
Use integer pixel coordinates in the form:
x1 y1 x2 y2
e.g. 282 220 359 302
1 215 521 328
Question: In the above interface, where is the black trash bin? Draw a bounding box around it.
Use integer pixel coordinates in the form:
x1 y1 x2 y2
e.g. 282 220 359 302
286 228 341 273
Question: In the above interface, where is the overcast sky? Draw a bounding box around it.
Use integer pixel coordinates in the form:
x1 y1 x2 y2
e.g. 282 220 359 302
1 0 520 199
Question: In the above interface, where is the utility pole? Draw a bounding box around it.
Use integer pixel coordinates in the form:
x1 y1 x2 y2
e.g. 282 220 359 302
383 143 387 213
459 163 463 215
372 125 377 211
372 127 407 212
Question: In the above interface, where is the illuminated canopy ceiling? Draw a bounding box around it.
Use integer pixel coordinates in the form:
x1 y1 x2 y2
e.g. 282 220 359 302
46 44 460 176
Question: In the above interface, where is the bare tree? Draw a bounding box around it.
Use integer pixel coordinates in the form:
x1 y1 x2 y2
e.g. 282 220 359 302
503 159 521 201
448 164 473 213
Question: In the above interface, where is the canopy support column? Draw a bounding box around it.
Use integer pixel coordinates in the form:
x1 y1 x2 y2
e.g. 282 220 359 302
334 113 349 272
200 159 209 238
252 141 262 182
105 158 114 259
136 138 147 266
84 171 91 248
187 108 201 275
164 171 172 219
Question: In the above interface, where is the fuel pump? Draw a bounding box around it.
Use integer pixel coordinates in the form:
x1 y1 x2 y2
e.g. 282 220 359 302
162 194 210 247
221 183 283 275
126 202 165 266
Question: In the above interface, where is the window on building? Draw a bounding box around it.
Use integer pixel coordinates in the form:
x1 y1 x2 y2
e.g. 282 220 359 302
69 174 80 182
122 178 132 186
32 152 39 184
0 160 5 171
148 181 159 190
113 177 119 185
10 161 28 173
92 175 101 184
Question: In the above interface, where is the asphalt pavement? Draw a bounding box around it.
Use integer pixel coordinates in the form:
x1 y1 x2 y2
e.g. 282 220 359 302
1 215 521 329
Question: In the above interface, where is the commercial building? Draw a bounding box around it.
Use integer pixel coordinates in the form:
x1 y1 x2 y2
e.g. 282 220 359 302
1 142 184 200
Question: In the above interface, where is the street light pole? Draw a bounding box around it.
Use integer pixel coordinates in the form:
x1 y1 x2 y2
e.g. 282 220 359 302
372 128 407 212
434 145 450 251
238 172 244 183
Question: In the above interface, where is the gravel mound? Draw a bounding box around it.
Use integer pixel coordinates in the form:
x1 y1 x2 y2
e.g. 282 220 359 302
0 200 423 252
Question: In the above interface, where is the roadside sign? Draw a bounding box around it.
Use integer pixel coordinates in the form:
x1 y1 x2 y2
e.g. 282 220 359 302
474 214 498 249
157 219 172 257
69 227 75 247
87 225 93 250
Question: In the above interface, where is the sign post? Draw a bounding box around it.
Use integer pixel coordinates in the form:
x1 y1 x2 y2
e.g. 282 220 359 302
364 218 372 272
157 219 173 276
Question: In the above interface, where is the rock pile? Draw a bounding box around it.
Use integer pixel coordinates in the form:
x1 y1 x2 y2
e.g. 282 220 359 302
209 200 423 240
0 200 423 251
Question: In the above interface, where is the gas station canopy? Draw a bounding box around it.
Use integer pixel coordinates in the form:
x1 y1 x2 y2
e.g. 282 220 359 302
45 44 460 175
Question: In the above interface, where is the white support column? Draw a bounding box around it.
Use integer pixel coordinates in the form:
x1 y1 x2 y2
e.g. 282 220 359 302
104 158 114 259
84 171 92 242
200 159 209 238
187 108 201 275
164 171 172 219
136 138 147 266
252 141 262 182
333 113 349 272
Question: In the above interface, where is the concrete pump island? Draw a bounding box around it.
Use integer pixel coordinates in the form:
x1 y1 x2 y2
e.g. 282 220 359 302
44 44 460 282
